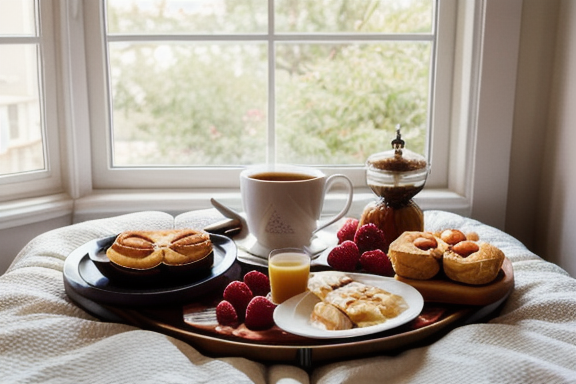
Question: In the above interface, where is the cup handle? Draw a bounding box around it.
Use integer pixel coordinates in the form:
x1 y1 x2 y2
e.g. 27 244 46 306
314 174 354 234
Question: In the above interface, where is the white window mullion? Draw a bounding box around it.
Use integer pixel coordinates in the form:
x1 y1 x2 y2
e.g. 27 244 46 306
426 0 456 189
425 0 440 162
267 0 276 164
57 0 93 199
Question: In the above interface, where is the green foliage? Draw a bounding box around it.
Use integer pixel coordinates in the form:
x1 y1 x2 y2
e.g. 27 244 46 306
276 42 429 164
111 42 268 165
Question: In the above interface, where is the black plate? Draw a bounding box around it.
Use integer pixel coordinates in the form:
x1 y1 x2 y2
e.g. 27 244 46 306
63 234 239 306
88 235 215 285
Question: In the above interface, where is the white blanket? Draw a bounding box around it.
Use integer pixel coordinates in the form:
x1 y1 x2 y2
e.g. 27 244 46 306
1 210 575 384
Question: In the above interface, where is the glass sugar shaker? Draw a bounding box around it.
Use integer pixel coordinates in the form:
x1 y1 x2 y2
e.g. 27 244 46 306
359 125 430 251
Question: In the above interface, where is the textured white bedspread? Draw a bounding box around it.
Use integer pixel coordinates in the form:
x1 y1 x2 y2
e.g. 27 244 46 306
1 210 575 384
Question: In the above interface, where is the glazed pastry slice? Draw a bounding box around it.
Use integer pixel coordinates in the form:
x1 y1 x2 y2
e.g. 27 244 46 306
308 271 408 329
308 271 354 301
310 302 353 331
322 281 408 328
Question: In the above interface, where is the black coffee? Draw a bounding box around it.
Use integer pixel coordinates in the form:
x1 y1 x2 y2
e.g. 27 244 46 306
250 172 316 182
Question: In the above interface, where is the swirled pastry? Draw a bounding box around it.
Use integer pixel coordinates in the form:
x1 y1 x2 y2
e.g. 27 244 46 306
106 229 212 270
443 241 505 285
388 231 448 280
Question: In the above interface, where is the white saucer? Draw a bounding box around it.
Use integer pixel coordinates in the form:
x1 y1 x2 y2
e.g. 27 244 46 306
235 224 339 268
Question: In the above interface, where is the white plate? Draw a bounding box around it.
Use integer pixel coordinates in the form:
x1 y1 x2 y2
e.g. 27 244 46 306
273 273 424 339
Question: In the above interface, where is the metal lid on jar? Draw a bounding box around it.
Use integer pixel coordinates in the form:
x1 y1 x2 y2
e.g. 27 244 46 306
366 125 428 173
365 125 429 203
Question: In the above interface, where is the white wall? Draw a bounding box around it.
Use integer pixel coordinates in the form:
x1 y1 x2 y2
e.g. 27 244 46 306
0 215 71 273
507 0 576 277
506 0 558 250
536 0 576 277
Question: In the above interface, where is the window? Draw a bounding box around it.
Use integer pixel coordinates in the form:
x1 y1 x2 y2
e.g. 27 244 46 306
85 0 453 189
0 0 61 200
0 0 524 231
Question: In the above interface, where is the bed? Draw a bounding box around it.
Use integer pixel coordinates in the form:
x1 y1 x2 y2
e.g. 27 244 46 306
1 209 575 384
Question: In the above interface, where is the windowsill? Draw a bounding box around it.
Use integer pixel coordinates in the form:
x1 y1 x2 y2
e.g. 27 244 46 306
0 189 472 230
0 193 74 230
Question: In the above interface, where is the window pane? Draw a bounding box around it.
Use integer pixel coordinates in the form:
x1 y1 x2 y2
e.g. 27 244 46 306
0 0 36 35
275 0 433 33
0 44 44 175
107 0 268 34
275 42 430 165
109 42 268 166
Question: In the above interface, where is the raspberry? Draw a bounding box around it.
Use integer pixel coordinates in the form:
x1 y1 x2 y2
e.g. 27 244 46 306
215 300 238 326
337 218 359 244
360 249 394 276
354 223 387 254
243 270 270 297
222 281 253 317
327 240 360 272
244 296 277 330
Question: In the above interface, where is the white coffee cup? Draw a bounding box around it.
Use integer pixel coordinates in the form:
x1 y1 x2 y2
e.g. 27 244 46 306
240 164 353 250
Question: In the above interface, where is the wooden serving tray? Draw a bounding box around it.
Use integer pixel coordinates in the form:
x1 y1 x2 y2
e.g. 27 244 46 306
66 270 511 369
64 237 514 368
104 300 473 368
395 258 514 306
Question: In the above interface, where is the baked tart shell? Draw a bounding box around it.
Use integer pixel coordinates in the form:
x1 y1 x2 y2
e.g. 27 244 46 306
388 231 447 280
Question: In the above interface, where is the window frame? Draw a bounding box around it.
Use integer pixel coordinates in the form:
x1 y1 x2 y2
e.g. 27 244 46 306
83 0 452 191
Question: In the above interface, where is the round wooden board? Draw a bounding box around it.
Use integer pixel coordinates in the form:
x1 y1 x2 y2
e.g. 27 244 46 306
394 258 514 306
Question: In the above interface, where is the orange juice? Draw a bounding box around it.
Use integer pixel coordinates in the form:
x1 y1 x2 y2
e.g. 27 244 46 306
268 250 310 304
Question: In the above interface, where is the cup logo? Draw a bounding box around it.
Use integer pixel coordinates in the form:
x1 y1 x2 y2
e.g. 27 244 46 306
264 207 295 235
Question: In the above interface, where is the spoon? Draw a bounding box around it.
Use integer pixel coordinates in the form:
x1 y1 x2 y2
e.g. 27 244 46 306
208 198 250 241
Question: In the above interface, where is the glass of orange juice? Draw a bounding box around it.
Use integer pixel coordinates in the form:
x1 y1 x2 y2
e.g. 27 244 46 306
268 248 311 304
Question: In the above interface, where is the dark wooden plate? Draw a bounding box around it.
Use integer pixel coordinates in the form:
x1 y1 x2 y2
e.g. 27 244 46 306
63 234 240 306
395 258 514 306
